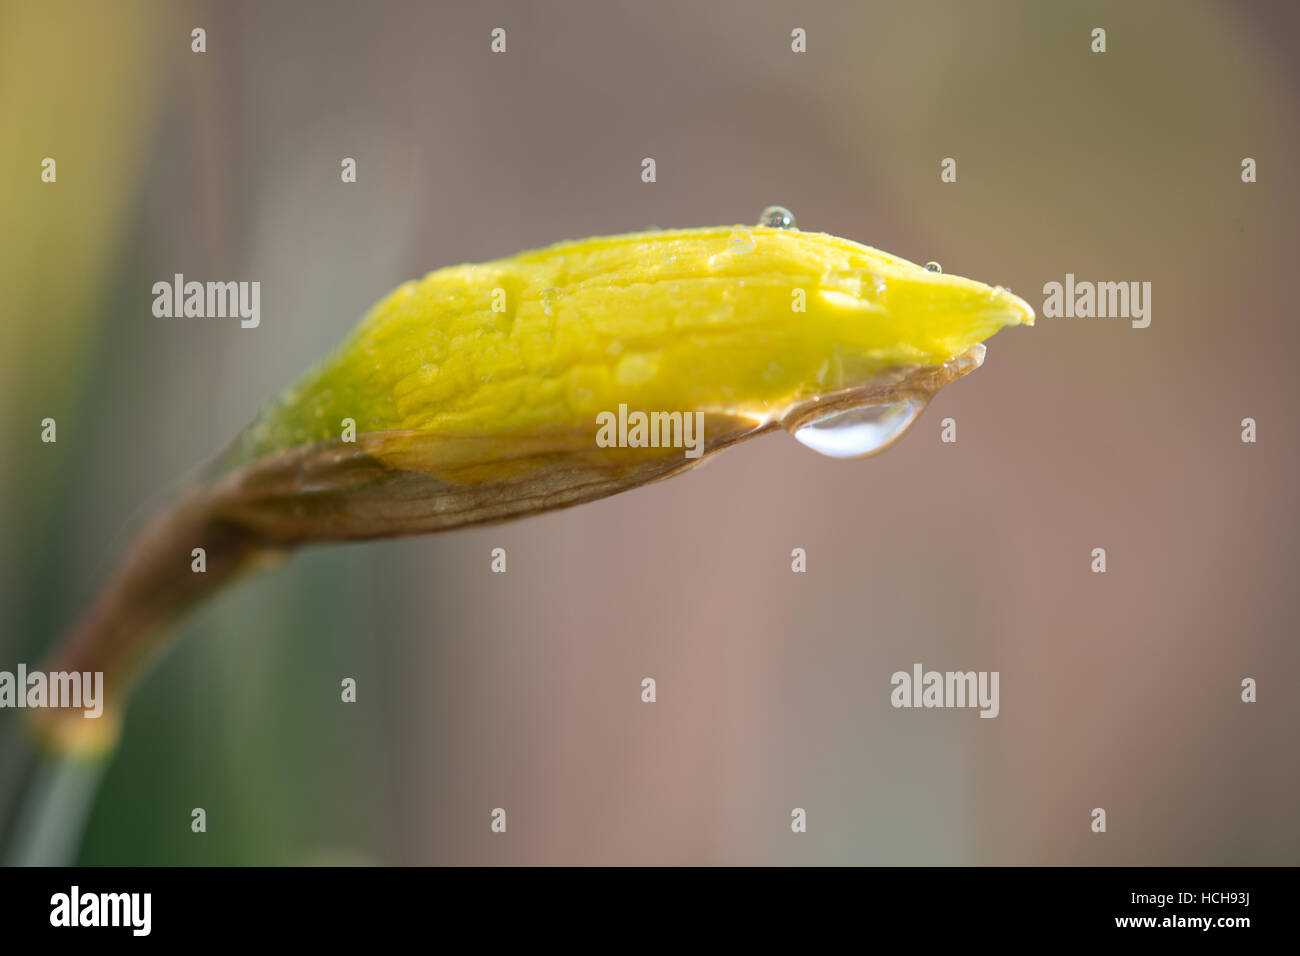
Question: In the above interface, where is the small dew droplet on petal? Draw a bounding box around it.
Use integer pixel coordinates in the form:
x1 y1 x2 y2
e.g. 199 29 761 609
541 287 562 315
757 206 798 230
728 228 756 253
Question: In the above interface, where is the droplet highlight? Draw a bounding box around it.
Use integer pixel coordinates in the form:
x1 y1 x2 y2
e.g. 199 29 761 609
790 397 927 459
924 261 942 273
758 206 797 230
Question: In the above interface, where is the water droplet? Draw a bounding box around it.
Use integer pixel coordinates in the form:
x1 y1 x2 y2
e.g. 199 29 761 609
822 268 864 296
541 287 562 315
924 261 942 273
789 398 927 459
758 206 797 230
729 228 756 253
814 354 844 389
615 352 659 386
942 342 985 376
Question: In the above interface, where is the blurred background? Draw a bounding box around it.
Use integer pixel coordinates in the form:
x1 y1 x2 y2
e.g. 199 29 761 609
1 0 1297 865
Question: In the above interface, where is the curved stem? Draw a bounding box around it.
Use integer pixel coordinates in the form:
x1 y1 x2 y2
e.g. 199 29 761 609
31 484 270 755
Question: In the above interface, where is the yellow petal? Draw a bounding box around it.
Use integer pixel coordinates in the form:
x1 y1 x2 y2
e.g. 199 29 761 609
228 226 1033 472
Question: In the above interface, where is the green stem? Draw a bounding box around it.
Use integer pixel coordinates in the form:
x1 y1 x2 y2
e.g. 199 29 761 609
0 731 106 866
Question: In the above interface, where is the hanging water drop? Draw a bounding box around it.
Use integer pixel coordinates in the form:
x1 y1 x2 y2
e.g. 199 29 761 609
758 206 797 230
924 261 942 273
789 397 927 459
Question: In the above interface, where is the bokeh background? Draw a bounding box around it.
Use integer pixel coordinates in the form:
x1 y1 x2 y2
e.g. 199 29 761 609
1 0 1297 865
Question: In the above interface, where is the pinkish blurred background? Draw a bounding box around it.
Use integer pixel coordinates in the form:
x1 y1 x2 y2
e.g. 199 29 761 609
1 0 1297 864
